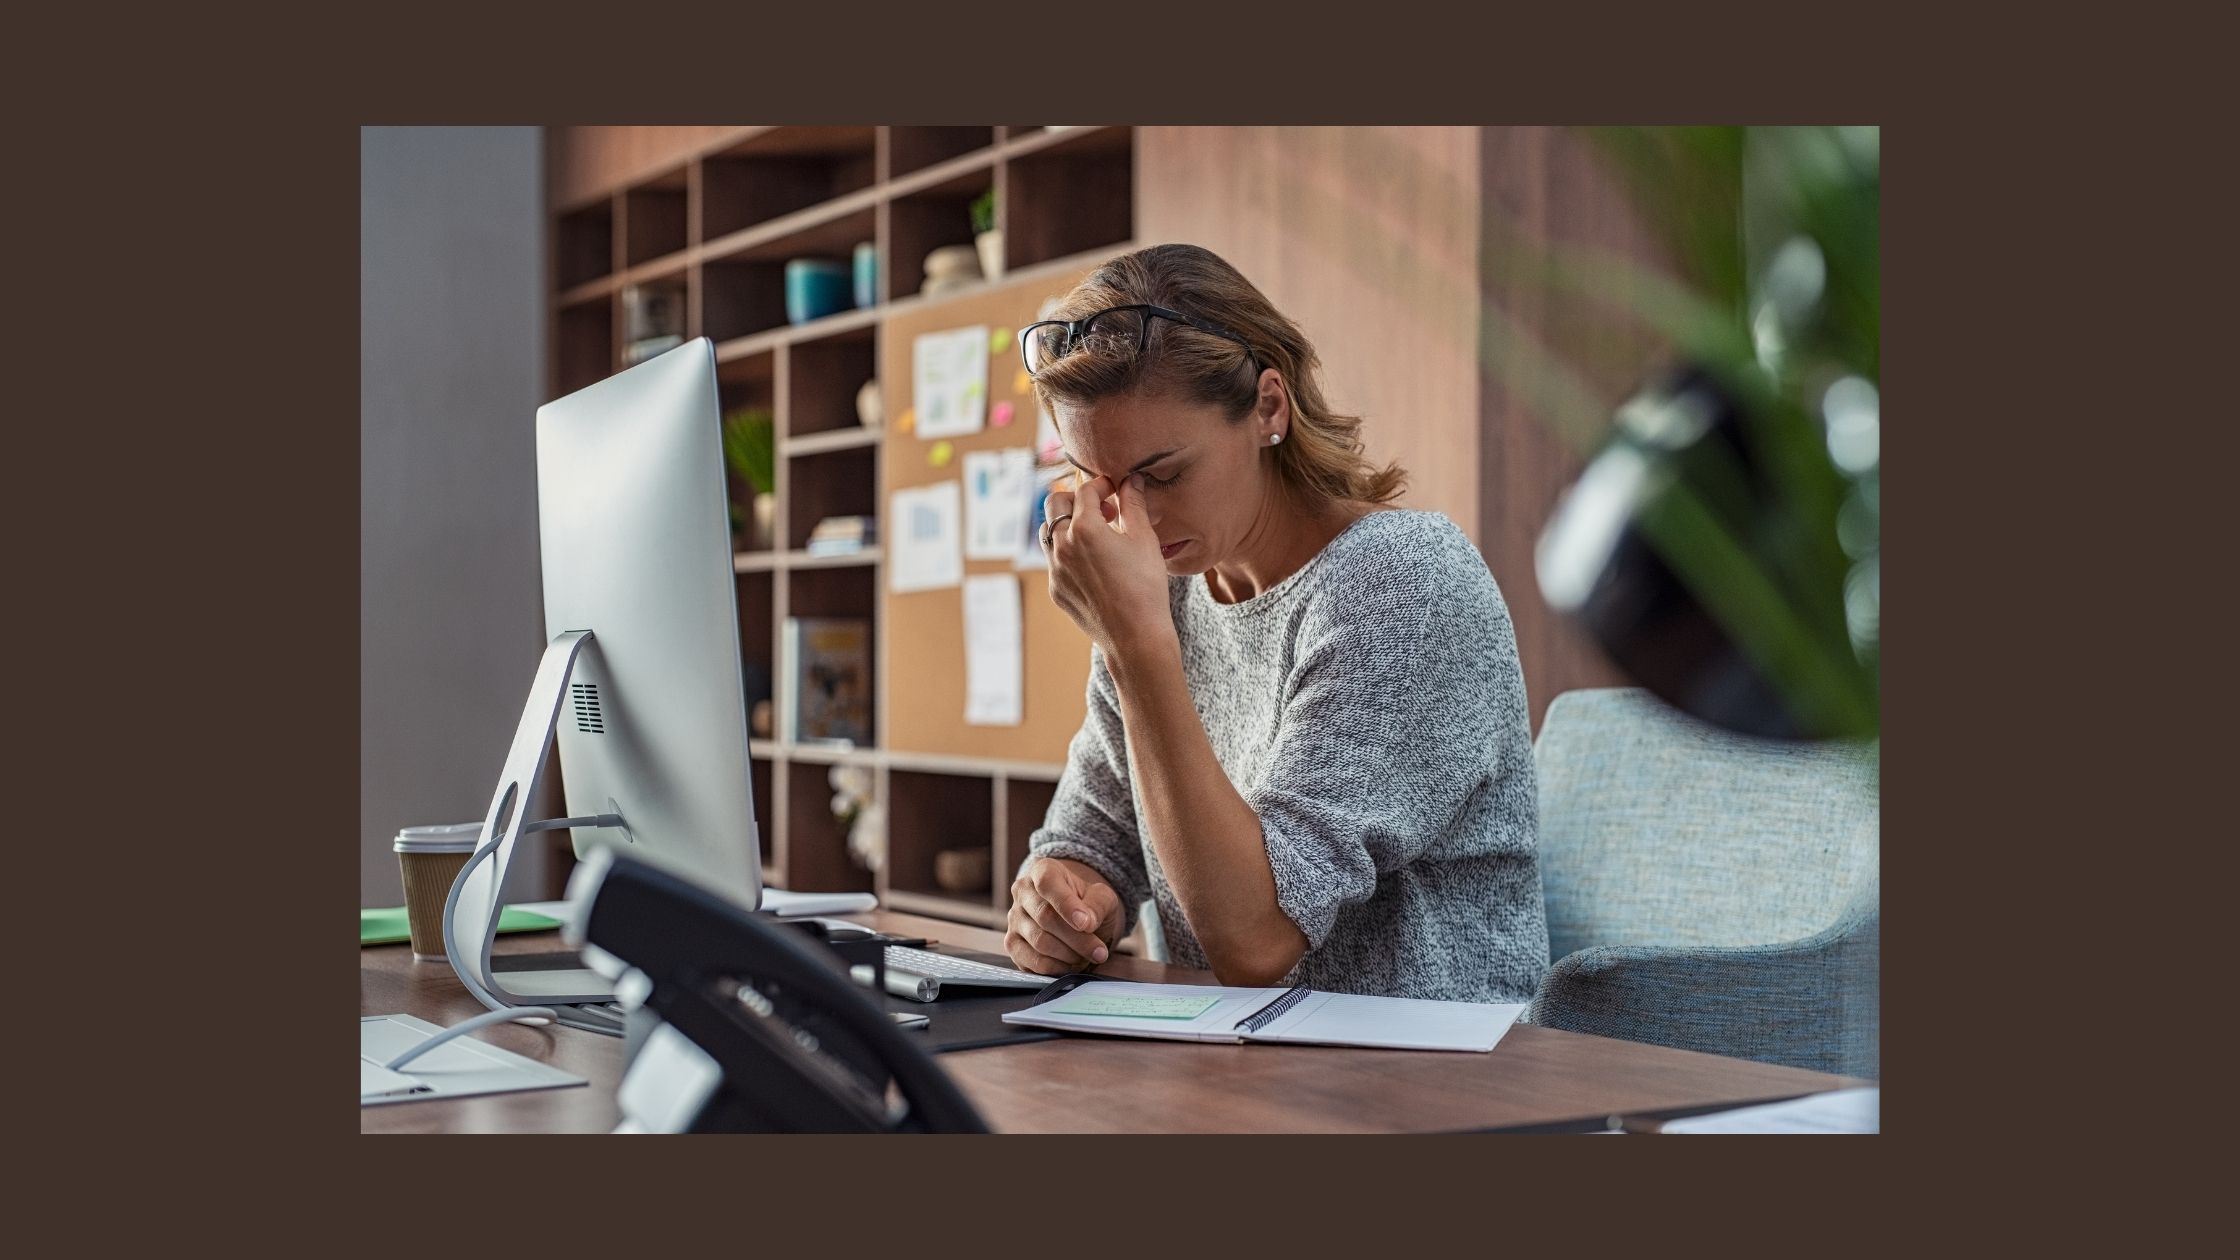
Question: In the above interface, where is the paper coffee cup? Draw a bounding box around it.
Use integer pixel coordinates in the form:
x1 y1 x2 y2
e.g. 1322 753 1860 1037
395 823 483 962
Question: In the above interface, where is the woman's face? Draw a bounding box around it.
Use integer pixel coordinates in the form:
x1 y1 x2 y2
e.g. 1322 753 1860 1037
1055 381 1278 576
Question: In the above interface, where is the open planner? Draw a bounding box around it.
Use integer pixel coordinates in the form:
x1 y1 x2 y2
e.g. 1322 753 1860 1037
1002 977 1526 1052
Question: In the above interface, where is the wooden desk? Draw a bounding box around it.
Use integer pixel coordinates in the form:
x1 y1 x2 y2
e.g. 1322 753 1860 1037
362 911 1866 1133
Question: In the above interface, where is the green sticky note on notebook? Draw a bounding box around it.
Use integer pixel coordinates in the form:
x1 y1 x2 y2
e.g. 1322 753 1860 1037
1060 992 1223 1020
359 905 561 945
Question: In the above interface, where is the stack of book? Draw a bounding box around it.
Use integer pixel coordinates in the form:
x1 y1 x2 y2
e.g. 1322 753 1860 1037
806 515 877 556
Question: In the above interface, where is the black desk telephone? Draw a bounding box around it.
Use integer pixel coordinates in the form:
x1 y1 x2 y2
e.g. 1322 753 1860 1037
565 848 989 1133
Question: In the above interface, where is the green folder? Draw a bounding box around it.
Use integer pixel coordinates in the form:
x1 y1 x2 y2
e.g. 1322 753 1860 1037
360 905 561 946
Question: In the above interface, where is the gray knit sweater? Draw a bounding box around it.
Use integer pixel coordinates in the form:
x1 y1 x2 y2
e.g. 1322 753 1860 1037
1025 509 1550 1002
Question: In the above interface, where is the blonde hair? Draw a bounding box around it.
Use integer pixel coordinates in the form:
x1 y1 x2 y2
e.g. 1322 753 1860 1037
1031 244 1406 506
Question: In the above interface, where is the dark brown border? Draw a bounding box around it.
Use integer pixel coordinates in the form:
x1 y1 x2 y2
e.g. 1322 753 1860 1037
43 3 2163 1238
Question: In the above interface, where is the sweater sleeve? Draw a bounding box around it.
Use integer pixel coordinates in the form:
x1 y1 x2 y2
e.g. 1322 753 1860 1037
1023 644 1152 935
1248 532 1526 950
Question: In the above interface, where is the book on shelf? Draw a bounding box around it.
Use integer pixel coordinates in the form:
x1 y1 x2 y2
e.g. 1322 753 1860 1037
782 617 872 745
805 515 878 556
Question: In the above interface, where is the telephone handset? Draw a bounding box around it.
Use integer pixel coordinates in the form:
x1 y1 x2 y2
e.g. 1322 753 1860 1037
565 848 989 1133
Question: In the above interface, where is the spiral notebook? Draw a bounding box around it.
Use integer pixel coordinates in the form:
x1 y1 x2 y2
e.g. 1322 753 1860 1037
1002 977 1525 1053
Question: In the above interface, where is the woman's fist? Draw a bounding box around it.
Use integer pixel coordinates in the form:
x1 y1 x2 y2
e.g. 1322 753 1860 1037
1005 855 1126 976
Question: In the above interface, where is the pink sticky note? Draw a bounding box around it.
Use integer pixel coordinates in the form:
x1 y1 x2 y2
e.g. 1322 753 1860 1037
990 401 1015 427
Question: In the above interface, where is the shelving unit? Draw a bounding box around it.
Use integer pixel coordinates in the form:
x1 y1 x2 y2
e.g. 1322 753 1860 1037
546 126 1137 924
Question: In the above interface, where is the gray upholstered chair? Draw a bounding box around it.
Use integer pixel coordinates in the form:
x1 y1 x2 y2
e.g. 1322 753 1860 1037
1527 688 1878 1078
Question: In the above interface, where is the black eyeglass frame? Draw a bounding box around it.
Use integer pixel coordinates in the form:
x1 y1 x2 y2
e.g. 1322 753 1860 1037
1019 304 1257 378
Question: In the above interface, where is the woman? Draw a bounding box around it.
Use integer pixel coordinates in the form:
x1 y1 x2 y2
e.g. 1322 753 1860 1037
1007 243 1549 1002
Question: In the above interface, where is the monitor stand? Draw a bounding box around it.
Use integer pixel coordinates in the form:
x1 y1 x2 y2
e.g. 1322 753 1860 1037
443 629 630 1010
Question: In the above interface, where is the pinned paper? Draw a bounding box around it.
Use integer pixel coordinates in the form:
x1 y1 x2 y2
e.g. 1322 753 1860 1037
897 408 916 434
1014 461 1072 572
990 401 1015 428
990 327 1013 354
929 440 954 467
963 573 1024 726
1013 368 1033 395
913 325 989 439
889 481 962 593
965 447 1035 560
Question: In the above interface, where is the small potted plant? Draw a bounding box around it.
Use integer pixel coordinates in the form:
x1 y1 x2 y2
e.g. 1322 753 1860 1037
721 406 777 552
971 188 1003 282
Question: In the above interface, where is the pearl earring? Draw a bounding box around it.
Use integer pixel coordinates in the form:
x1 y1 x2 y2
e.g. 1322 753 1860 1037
1268 432 1283 446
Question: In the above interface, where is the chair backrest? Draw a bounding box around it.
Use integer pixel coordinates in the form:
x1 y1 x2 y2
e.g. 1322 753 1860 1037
1534 688 1878 960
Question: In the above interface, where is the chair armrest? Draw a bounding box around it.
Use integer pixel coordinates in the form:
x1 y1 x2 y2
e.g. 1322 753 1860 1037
1529 893 1878 1078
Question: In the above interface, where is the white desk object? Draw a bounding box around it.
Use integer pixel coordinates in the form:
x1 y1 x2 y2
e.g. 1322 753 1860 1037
360 1014 587 1107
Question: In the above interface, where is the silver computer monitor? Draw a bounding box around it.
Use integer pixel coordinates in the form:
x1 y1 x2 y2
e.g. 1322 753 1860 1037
446 337 762 1008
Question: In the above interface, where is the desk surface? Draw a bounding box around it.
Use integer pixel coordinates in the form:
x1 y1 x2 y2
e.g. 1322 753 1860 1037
361 911 1866 1133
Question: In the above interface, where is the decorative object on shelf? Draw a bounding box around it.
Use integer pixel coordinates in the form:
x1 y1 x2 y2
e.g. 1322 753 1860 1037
806 514 878 557
721 407 777 552
918 244 982 299
855 379 883 429
830 764 884 873
784 257 852 325
621 283 685 365
852 241 878 309
783 617 872 745
751 699 774 739
971 188 1004 282
933 847 992 895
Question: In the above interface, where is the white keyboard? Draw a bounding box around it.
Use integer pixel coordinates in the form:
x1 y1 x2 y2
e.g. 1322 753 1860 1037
883 946 1050 1002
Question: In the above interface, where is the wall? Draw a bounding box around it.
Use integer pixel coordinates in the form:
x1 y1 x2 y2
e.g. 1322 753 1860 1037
1477 127 1649 728
1137 126 1633 729
1136 127 1483 542
360 127 547 906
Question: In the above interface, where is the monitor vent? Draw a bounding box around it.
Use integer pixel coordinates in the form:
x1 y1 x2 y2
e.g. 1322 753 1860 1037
571 683 605 735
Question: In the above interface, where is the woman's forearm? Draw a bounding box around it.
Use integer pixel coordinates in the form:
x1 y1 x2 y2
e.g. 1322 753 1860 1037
1105 632 1307 986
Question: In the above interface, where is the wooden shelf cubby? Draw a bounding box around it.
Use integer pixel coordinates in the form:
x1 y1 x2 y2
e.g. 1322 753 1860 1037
546 125 1139 916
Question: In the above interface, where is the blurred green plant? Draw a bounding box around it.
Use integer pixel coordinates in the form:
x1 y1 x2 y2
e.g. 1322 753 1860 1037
1517 127 1879 739
970 188 997 236
722 406 776 497
722 408 777 542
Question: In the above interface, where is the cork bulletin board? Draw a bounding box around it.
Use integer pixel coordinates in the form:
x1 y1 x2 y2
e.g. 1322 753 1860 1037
879 265 1102 764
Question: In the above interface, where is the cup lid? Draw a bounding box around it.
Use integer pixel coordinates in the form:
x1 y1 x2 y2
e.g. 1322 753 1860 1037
394 822 483 853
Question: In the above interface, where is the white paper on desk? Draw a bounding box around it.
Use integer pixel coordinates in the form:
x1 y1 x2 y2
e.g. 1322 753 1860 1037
1660 1086 1881 1134
1249 991 1525 1053
514 889 877 920
889 481 962 593
963 573 1023 726
914 325 989 439
360 1014 585 1107
965 447 1036 561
